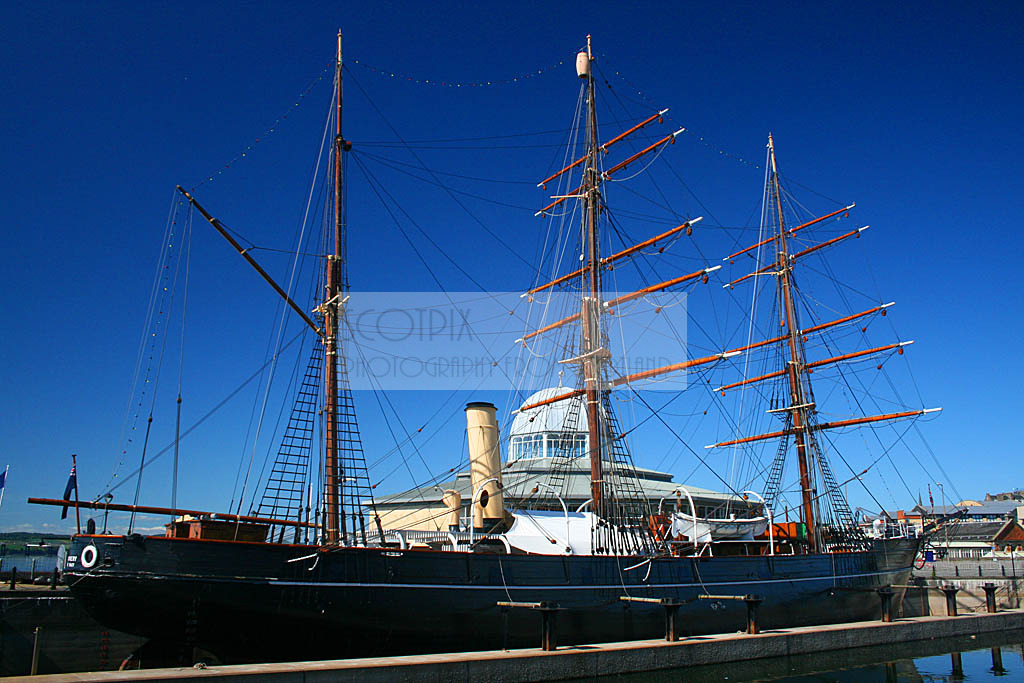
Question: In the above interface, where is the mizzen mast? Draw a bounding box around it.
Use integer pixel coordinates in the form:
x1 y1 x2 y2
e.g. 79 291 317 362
577 36 607 522
323 30 351 544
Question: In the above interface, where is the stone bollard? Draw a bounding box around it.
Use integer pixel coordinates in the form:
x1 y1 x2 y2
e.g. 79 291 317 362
941 585 959 616
983 582 998 613
878 586 895 622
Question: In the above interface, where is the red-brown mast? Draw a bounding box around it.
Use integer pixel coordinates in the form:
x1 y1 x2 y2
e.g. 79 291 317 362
578 36 606 522
323 31 346 544
769 134 818 551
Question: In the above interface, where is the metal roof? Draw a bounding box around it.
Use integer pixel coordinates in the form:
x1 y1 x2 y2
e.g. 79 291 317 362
375 456 744 508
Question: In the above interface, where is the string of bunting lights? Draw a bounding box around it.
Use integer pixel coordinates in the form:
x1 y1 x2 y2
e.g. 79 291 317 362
349 57 566 87
190 60 334 190
190 56 568 190
600 55 762 170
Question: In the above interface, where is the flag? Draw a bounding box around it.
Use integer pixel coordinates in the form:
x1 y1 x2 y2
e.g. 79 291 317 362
928 484 934 509
0 465 7 509
61 463 77 520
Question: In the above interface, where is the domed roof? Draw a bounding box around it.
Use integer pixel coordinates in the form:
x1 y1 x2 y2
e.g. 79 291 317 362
510 387 589 436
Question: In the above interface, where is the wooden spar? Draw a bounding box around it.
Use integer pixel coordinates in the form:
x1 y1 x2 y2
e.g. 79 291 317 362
519 387 585 413
800 303 893 336
601 109 668 152
715 340 913 393
723 203 856 262
687 304 892 373
606 266 717 309
537 109 667 189
611 351 738 386
724 260 777 288
519 264 715 343
724 225 868 289
769 134 817 551
518 350 735 412
715 367 786 394
535 182 583 217
176 187 323 338
602 217 702 269
26 498 320 529
602 129 684 177
535 129 684 217
519 311 581 343
580 35 605 521
523 218 702 297
704 408 940 449
790 226 868 260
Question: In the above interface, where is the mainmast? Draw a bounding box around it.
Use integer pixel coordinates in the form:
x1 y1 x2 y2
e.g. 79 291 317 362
578 36 606 522
768 134 818 550
323 30 348 544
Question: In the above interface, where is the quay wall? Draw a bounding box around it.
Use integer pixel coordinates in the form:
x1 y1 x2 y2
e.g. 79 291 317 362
15 609 1024 682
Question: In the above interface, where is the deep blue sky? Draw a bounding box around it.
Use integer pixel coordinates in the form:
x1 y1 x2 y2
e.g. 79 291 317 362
2 1 1022 532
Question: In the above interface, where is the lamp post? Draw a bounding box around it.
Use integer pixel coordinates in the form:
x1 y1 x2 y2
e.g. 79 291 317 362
1011 547 1019 608
936 482 949 558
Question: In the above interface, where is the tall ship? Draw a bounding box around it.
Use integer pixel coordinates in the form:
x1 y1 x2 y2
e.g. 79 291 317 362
34 35 938 665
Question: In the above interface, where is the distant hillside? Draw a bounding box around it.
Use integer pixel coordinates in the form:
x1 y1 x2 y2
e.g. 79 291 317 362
0 532 70 554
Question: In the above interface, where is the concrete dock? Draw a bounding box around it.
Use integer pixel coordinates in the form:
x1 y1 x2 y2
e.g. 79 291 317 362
13 609 1024 682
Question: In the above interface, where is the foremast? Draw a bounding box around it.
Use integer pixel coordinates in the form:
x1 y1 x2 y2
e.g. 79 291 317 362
767 134 818 551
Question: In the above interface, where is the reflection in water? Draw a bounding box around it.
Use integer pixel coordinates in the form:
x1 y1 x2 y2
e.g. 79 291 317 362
580 628 1024 681
951 650 963 678
991 646 1006 675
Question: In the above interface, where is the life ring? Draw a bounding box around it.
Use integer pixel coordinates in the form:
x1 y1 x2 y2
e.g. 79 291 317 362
80 544 98 569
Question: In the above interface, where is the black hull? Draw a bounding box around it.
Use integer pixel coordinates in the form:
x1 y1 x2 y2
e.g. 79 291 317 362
65 534 918 663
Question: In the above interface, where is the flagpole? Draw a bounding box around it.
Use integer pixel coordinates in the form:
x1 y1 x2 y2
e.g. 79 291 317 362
0 465 8 509
72 454 81 534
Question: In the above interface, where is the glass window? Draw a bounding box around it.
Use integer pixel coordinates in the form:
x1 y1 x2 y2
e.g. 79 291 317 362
510 433 544 460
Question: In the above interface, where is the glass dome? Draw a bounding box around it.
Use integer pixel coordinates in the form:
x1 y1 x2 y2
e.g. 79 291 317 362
508 387 590 461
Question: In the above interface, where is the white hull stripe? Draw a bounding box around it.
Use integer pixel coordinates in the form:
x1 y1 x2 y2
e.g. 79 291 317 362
89 567 909 591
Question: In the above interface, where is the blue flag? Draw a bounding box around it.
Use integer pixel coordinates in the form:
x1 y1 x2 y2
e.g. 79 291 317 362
0 467 7 492
61 463 77 520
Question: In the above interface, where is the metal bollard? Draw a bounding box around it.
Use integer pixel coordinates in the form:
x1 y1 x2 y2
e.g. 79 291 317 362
30 558 36 583
539 604 558 651
50 568 58 590
878 586 895 622
941 585 959 616
983 582 998 613
663 602 682 642
744 595 763 634
9 568 16 590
